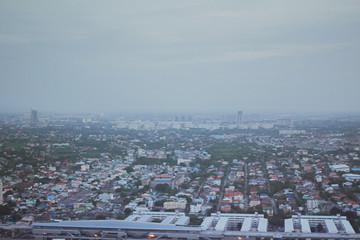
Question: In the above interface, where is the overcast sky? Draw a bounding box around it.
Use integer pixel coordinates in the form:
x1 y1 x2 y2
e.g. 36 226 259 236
1 0 360 114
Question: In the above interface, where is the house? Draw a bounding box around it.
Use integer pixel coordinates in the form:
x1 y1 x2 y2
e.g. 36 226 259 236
213 178 222 186
249 198 261 207
263 206 273 216
303 164 312 172
222 197 232 204
125 201 138 210
16 216 34 225
81 164 90 171
51 182 66 192
233 192 244 201
99 193 114 201
220 204 231 212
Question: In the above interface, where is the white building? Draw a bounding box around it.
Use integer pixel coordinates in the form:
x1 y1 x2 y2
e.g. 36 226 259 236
177 158 192 166
125 201 138 210
0 179 3 205
306 199 319 210
147 199 154 208
51 183 66 192
49 165 56 171
201 213 268 232
343 173 360 182
124 211 189 226
330 164 350 173
99 193 114 201
163 200 186 210
81 164 90 171
279 130 305 135
190 202 202 213
285 215 355 234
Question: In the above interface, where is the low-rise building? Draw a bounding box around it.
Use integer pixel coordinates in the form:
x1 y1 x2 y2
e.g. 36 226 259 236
343 173 360 182
330 164 350 173
163 198 187 210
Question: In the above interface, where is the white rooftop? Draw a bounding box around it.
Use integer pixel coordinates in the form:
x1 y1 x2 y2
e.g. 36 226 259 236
201 217 214 230
32 220 199 232
241 218 252 232
257 218 268 232
284 219 294 232
325 219 337 233
214 217 228 231
300 219 311 233
341 220 355 234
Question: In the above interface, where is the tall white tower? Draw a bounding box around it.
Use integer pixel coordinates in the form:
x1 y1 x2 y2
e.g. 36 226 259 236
0 179 3 205
237 111 243 126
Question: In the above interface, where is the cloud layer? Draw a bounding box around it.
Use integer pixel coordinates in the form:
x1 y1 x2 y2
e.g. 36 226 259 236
1 0 360 113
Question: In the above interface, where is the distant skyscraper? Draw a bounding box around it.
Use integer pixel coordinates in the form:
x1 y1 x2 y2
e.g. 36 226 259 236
31 109 38 124
0 179 3 205
237 111 243 125
277 118 292 127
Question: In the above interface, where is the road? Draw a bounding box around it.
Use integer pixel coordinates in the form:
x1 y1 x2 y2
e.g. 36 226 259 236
264 170 279 215
244 163 249 211
216 165 231 211
196 178 205 198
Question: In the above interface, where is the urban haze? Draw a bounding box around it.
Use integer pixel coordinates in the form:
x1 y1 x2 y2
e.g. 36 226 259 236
2 1 360 240
1 0 360 114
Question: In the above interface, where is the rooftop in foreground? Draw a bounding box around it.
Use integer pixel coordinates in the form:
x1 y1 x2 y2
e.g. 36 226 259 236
31 213 360 240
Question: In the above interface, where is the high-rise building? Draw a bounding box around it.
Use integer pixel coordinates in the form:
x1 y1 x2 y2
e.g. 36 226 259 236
237 111 243 125
277 118 292 127
31 109 38 124
0 179 3 205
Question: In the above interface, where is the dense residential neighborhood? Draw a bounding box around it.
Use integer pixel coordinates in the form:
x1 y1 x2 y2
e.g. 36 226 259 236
0 113 360 238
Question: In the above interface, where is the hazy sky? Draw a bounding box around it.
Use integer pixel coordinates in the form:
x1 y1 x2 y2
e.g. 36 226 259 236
1 0 360 114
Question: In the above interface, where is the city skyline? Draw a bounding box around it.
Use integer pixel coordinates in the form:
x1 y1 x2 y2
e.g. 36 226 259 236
1 111 360 238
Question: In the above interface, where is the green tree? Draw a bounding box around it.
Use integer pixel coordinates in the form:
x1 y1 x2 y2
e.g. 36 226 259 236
154 199 166 207
124 208 132 216
96 214 106 220
155 183 171 193
330 207 341 215
124 166 134 173
317 223 323 232
303 172 315 181
152 218 162 223
0 205 11 216
177 195 192 203
270 181 285 195
189 215 202 225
